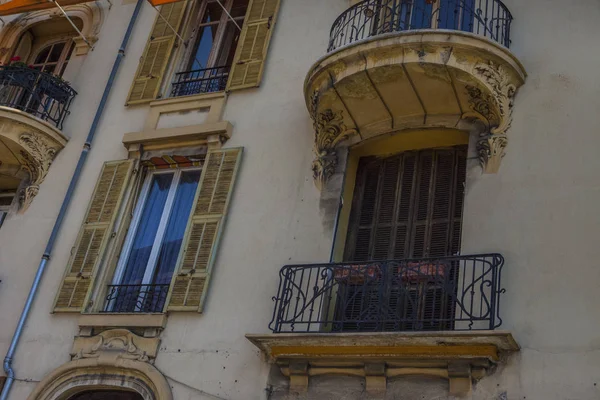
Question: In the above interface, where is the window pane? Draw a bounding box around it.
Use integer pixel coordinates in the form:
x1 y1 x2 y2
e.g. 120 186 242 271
191 25 216 69
48 42 65 62
230 0 249 18
120 173 174 285
153 170 201 284
217 21 242 66
203 2 222 23
34 46 51 64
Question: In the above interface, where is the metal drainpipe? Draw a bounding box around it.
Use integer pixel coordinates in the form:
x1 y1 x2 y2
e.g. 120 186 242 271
1 0 144 398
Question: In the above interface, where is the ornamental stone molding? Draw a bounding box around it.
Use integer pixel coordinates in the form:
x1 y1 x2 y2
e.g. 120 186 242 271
305 30 526 188
0 107 67 211
248 331 520 397
71 329 159 363
0 2 104 61
28 329 170 400
309 92 357 190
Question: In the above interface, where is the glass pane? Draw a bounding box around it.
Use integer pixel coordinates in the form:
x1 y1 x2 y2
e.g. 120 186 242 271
153 170 201 284
42 64 55 73
120 173 174 285
230 0 249 18
48 42 65 62
217 21 242 66
203 2 222 23
34 46 51 64
191 25 216 70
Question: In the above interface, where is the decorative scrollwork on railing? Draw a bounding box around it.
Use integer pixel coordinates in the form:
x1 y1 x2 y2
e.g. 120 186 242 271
171 65 230 98
0 65 76 129
268 254 505 333
328 0 513 52
103 284 170 313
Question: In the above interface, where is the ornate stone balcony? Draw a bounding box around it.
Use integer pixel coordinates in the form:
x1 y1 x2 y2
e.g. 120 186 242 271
0 66 75 210
305 0 526 189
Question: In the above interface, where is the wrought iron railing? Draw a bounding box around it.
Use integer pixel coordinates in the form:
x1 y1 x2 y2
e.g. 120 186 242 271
269 254 505 333
0 66 76 129
103 284 170 313
171 65 230 97
328 0 512 52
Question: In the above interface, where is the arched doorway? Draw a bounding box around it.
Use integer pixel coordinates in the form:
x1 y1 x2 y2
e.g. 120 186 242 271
67 391 143 400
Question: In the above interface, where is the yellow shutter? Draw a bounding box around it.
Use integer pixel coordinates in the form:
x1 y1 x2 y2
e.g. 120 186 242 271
167 148 242 312
226 0 281 91
126 1 187 105
53 160 135 312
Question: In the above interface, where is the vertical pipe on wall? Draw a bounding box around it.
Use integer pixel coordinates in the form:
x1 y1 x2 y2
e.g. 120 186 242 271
1 0 144 398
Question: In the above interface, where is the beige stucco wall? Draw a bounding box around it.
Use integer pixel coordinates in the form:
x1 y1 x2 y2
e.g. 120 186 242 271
0 0 599 399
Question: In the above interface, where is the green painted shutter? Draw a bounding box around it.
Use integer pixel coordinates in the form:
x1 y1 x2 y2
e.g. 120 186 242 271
53 160 135 312
126 1 187 105
167 148 243 312
226 0 281 91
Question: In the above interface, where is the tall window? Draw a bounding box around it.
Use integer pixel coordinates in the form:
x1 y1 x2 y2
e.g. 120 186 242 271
338 147 467 331
106 168 202 313
171 0 249 97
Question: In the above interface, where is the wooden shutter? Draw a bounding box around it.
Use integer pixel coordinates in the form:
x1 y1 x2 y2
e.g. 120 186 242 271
226 0 281 91
345 147 466 261
126 1 187 105
167 148 242 312
53 160 134 312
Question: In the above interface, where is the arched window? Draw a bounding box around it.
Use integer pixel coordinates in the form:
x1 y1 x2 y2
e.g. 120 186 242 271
29 40 75 76
12 17 81 77
67 390 143 400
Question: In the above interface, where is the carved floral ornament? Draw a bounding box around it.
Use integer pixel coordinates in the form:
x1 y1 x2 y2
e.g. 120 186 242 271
18 133 59 211
309 91 357 190
467 61 518 174
71 329 159 363
308 59 521 188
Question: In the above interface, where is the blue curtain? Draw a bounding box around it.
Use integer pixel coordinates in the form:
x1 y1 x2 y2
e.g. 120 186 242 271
438 0 460 29
120 173 174 286
410 0 433 29
460 0 476 32
153 170 202 284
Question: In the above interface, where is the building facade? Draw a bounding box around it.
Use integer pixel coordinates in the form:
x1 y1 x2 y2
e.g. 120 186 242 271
0 0 597 399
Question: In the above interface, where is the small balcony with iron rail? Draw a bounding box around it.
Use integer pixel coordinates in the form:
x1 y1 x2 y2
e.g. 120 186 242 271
0 65 76 211
248 254 519 396
305 0 527 190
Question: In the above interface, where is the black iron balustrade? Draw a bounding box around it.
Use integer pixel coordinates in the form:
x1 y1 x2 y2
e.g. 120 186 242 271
328 0 512 52
171 65 230 97
269 254 505 333
0 65 76 129
103 284 170 313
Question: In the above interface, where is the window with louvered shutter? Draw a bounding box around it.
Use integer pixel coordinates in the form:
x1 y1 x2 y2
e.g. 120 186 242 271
226 0 281 91
126 1 188 105
339 146 466 331
166 148 242 312
53 160 135 313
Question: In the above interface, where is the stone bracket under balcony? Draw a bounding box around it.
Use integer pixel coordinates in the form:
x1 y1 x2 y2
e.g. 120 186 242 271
305 31 526 189
247 331 519 397
0 106 67 211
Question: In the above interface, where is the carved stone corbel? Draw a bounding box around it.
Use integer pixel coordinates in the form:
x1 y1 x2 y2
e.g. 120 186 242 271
73 35 98 56
470 61 517 174
18 133 58 211
310 93 357 190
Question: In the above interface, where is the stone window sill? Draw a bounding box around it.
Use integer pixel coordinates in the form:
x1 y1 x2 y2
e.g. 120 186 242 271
78 313 167 330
